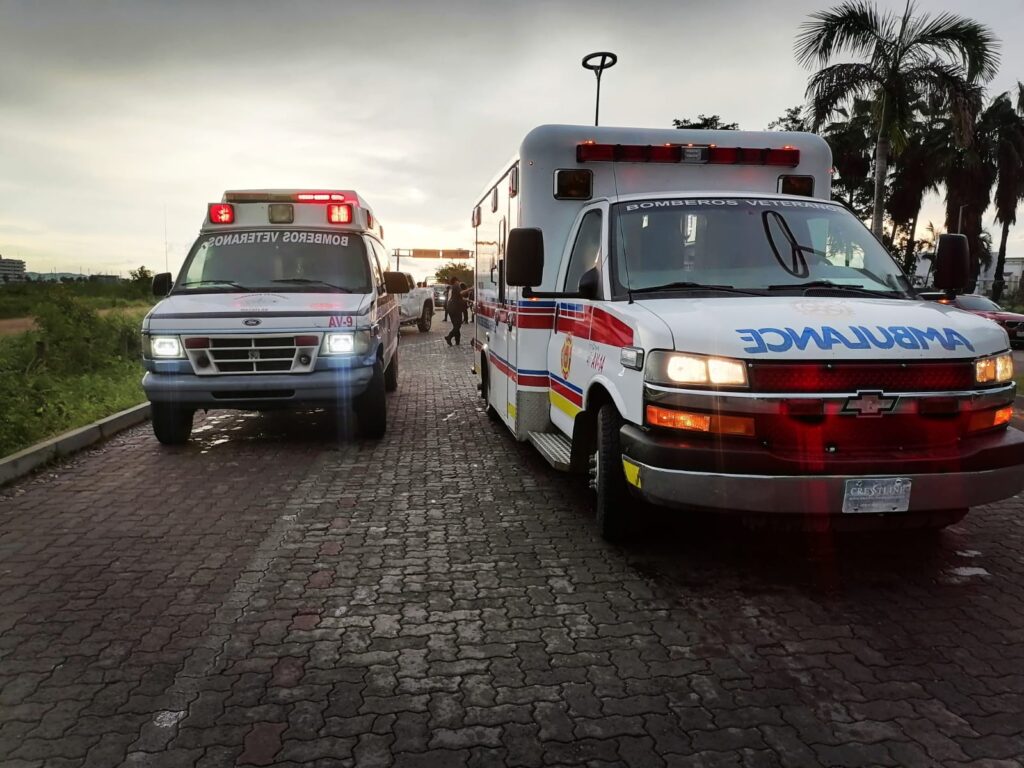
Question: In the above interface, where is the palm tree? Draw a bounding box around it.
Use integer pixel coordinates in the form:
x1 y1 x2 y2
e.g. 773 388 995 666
941 91 1021 292
990 84 1024 302
796 1 999 238
820 99 876 219
886 93 948 272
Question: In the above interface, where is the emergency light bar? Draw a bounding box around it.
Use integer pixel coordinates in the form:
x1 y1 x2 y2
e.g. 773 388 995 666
576 142 800 167
224 191 351 203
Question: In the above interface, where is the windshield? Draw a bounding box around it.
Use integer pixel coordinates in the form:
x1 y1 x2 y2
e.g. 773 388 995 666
610 198 911 298
957 295 1001 311
174 229 372 293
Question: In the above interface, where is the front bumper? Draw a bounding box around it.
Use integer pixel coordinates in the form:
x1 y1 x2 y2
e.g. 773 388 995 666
143 367 374 409
619 423 1024 514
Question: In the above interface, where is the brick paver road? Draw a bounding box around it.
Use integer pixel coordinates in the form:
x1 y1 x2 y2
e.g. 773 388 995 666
2 326 1024 767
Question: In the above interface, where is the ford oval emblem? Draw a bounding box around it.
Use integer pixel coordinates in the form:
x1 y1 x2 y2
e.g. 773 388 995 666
243 318 261 327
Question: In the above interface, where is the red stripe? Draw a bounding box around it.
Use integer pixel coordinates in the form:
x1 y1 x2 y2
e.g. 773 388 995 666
519 314 555 329
550 378 583 407
589 307 633 347
518 374 549 388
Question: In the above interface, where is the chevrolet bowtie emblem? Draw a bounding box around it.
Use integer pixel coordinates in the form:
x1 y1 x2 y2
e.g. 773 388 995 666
842 390 898 417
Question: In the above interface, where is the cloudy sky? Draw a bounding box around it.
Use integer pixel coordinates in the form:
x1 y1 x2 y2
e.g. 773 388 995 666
1 0 1022 282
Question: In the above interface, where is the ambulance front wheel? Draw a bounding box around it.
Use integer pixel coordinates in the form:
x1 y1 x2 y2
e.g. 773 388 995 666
357 362 387 438
593 404 629 542
151 403 194 445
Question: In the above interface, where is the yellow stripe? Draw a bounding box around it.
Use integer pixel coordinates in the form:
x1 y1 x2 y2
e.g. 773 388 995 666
506 402 517 419
549 390 582 418
622 458 642 488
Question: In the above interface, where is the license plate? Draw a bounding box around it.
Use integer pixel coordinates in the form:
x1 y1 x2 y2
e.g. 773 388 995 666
842 477 912 514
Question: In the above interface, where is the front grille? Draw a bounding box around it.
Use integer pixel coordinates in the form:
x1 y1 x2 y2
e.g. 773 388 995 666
748 361 977 393
211 390 295 399
1003 321 1020 330
185 335 318 376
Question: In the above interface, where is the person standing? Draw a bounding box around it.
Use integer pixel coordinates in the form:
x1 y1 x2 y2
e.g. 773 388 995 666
444 276 467 346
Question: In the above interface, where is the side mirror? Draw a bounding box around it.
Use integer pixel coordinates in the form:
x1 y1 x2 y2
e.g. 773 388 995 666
383 271 410 295
578 267 600 300
506 228 544 287
933 234 969 293
152 272 172 297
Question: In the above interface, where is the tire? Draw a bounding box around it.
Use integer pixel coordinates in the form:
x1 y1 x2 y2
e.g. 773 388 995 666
357 361 388 438
151 403 194 445
592 404 629 542
384 348 399 393
481 360 500 421
418 303 433 332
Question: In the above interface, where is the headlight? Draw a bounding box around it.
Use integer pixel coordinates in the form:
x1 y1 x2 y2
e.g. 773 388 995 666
645 351 748 387
975 352 1014 384
322 330 372 356
150 336 183 358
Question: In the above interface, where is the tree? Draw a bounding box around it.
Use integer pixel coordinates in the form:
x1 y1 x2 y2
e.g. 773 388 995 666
990 84 1024 302
767 105 810 132
434 262 472 286
129 266 154 283
797 1 999 237
821 99 876 219
885 93 948 272
672 115 739 130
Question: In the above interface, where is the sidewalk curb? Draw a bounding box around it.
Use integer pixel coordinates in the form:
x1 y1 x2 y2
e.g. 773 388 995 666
0 403 151 487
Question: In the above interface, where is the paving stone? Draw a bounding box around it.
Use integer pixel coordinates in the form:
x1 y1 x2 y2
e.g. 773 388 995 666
2 333 1024 766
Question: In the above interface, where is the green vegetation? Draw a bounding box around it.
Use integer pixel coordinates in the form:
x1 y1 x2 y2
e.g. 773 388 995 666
0 267 154 318
434 261 473 286
0 291 147 458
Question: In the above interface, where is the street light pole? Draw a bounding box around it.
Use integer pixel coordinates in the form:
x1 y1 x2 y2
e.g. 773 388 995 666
582 52 618 127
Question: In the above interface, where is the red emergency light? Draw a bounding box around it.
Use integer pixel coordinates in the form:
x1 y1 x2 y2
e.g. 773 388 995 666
208 203 235 224
576 142 800 167
327 203 353 224
296 192 347 202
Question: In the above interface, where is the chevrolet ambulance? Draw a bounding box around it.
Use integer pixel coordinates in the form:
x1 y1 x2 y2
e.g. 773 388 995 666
472 124 1024 540
142 190 405 444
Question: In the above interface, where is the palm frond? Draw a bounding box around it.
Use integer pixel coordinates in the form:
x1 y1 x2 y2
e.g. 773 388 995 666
805 62 881 129
903 12 1000 82
795 0 893 69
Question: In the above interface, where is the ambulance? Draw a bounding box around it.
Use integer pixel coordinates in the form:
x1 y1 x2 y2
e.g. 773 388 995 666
142 190 405 444
472 124 1024 540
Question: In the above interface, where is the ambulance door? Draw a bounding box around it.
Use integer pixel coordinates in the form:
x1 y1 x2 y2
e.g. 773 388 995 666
548 204 606 437
492 215 515 428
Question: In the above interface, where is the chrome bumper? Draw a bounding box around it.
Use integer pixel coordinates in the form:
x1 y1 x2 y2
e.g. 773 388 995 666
626 460 1024 514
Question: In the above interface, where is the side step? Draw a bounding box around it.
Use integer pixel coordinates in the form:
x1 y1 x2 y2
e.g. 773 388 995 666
527 431 572 472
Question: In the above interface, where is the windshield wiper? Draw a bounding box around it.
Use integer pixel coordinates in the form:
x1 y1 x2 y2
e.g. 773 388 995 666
271 278 354 293
767 280 902 298
630 281 763 296
178 279 252 291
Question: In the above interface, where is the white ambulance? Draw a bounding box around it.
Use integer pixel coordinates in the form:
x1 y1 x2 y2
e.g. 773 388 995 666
142 190 406 444
472 124 1024 540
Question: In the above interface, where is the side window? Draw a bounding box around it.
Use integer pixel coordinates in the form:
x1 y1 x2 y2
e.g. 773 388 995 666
563 210 603 292
367 239 385 288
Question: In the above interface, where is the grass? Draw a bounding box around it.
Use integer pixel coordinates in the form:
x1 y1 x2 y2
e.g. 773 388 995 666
0 281 153 319
0 300 149 459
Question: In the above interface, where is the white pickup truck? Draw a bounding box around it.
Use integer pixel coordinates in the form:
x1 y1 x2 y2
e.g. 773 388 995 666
395 272 435 332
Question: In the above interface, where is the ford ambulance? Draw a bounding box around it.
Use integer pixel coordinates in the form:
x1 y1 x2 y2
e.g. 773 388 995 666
472 125 1024 540
142 190 405 444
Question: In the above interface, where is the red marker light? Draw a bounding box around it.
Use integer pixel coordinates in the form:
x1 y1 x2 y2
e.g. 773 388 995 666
183 337 209 349
327 204 353 224
208 203 234 224
294 335 318 347
296 192 346 202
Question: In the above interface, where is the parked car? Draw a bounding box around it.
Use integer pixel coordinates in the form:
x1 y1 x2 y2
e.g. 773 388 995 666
430 283 448 311
395 273 435 332
919 292 1024 347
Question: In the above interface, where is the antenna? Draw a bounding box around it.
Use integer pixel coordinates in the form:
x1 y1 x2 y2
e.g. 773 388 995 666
608 160 634 304
163 204 169 272
581 52 617 127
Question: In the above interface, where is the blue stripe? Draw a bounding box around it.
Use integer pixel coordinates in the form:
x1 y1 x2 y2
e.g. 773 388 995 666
548 371 583 394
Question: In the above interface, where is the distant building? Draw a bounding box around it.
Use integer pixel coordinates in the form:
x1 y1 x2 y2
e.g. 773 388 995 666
0 257 27 282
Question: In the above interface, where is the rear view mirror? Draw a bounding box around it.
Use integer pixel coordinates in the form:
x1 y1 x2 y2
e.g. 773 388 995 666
383 271 410 295
933 234 969 293
506 228 544 287
152 272 172 297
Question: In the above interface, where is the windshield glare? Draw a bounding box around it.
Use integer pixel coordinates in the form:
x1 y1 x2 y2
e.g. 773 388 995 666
175 230 372 293
611 198 911 296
